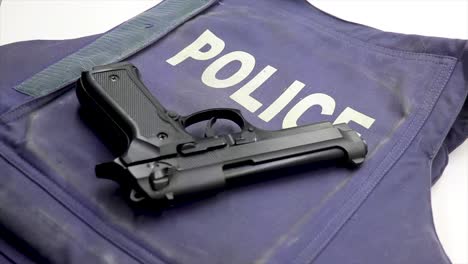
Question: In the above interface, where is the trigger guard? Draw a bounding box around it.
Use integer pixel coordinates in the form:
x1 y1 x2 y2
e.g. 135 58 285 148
180 108 250 132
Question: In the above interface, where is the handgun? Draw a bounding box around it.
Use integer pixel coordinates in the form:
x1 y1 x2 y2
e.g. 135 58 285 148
76 62 367 204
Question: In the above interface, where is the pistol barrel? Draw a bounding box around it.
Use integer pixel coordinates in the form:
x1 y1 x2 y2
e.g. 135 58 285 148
223 148 346 181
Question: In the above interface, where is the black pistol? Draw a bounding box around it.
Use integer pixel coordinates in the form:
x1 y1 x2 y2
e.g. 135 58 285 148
76 62 367 204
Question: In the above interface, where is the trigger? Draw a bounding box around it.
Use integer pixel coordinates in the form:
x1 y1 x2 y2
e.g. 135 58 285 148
204 117 217 138
129 189 146 202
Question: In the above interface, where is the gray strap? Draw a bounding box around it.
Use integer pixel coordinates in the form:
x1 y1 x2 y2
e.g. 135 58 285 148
16 0 216 97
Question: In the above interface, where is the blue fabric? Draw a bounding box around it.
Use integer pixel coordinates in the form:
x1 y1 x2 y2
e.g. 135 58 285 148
0 35 100 114
0 0 466 263
14 0 216 97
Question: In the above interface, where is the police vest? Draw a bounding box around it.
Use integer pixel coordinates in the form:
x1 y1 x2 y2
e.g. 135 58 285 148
0 0 467 263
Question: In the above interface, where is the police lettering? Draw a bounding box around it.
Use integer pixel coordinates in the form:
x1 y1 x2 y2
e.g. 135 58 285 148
167 30 375 130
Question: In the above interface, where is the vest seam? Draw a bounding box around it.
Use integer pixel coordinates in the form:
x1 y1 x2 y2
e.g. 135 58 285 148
281 0 460 62
293 57 456 264
0 139 177 264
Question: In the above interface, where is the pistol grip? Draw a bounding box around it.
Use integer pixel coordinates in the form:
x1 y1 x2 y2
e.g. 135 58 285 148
76 62 192 163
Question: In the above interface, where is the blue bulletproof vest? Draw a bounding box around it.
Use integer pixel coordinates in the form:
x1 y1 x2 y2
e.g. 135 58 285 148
0 1 467 263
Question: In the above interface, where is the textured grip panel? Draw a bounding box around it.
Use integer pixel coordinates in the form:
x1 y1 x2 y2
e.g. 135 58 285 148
92 69 168 138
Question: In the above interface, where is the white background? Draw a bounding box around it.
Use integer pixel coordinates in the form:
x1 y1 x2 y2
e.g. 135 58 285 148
1 0 467 263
